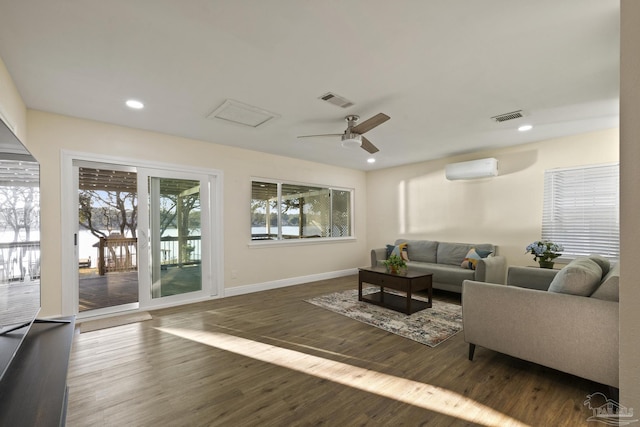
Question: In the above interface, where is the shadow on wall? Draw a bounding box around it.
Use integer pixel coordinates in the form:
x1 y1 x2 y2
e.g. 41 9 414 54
398 164 448 235
495 150 539 176
395 149 540 241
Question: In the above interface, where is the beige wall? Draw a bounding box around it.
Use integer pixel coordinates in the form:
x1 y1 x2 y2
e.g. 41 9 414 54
366 128 619 268
0 56 26 142
26 110 369 317
620 0 640 411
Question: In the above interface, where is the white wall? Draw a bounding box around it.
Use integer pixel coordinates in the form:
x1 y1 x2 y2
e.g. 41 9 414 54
26 110 369 317
620 0 640 411
366 128 619 267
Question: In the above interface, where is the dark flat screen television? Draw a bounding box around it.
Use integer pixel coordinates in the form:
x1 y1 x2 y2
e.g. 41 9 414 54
0 116 40 382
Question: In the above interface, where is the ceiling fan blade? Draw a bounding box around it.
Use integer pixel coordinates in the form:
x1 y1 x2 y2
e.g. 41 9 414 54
360 136 379 154
297 133 342 139
352 113 390 134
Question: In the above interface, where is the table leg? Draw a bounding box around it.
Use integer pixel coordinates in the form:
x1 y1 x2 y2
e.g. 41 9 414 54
406 287 412 314
358 275 363 301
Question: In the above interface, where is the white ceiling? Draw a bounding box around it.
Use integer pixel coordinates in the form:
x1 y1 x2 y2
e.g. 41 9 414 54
0 1 620 170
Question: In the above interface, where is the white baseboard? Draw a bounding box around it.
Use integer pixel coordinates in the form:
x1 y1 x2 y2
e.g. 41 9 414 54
223 268 358 297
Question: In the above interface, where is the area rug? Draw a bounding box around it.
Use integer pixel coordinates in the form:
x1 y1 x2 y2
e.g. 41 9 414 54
305 288 462 347
79 311 152 333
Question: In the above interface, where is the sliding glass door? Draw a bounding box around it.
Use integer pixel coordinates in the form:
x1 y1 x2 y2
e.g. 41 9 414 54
72 159 217 316
137 168 214 307
75 162 139 313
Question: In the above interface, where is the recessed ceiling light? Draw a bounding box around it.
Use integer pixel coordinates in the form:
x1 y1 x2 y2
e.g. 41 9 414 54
126 99 144 109
518 124 533 132
367 158 376 164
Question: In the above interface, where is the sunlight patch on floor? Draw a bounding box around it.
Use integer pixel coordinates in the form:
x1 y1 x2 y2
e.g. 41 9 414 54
157 327 530 426
210 323 391 369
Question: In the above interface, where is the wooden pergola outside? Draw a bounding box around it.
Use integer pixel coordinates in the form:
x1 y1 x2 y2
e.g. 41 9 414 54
79 167 201 275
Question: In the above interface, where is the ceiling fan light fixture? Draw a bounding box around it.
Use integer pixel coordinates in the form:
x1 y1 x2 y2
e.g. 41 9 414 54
341 133 362 148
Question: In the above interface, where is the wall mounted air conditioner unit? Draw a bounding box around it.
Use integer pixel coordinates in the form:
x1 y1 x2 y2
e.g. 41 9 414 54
445 158 498 180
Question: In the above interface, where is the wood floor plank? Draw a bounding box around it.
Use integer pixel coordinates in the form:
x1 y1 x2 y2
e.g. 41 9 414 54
67 275 609 426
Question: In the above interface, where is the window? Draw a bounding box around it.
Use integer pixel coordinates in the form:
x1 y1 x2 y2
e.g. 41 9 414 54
251 180 353 241
542 163 619 260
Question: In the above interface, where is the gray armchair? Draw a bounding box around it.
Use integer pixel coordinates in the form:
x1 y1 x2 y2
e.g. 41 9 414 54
462 260 619 388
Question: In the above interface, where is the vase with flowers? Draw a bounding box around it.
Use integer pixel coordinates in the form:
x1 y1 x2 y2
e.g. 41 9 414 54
525 240 564 268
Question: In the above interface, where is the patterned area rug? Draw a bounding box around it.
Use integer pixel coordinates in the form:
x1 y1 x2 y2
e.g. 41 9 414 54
305 288 462 347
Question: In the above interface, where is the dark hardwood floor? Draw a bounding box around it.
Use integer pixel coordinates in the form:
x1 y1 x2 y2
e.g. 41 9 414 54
66 275 608 426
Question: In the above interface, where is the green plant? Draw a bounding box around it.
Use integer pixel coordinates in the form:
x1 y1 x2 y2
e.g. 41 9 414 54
383 254 407 272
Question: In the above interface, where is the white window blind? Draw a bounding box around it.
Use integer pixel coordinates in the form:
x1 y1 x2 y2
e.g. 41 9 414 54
542 163 619 260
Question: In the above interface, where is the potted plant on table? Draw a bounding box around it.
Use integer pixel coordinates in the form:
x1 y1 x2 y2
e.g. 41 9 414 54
525 240 564 269
383 254 407 274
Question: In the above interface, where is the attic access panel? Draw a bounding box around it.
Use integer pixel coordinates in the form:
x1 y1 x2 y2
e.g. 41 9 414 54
208 99 280 128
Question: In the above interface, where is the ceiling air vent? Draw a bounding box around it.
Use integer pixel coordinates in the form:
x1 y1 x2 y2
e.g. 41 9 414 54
319 92 354 109
491 110 525 123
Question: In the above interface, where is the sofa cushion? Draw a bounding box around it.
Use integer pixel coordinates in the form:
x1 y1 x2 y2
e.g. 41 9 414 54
399 240 438 263
436 242 495 266
590 263 619 302
437 242 472 266
548 257 603 296
407 262 475 286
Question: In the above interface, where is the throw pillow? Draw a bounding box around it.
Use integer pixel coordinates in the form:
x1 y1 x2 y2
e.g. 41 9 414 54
590 263 619 301
475 248 494 258
387 242 410 261
588 254 610 277
461 248 482 270
386 244 396 258
548 257 603 296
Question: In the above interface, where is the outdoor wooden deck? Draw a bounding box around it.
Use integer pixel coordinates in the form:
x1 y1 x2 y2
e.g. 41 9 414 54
79 270 138 311
79 265 201 312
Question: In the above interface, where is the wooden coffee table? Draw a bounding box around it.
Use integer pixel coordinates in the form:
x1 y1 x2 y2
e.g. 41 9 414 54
358 266 433 314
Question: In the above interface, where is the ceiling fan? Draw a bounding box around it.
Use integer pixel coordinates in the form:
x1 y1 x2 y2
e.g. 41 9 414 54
297 113 390 154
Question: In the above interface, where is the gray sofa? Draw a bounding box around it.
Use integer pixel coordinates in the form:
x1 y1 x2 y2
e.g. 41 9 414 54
370 239 506 293
462 256 619 388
